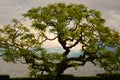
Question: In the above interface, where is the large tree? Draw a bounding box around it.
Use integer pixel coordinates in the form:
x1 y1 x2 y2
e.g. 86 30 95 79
0 3 120 77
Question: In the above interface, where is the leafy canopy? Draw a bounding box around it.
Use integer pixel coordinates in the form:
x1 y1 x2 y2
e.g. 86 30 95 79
23 3 119 52
23 3 120 73
0 19 62 77
0 3 120 77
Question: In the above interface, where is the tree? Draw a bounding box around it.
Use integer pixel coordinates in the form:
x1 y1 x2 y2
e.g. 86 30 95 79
0 19 62 77
0 3 120 77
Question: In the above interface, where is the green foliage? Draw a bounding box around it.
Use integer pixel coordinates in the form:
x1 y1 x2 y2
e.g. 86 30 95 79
29 52 63 77
23 3 103 40
0 19 41 62
0 3 120 77
23 3 120 73
0 19 62 77
98 46 120 72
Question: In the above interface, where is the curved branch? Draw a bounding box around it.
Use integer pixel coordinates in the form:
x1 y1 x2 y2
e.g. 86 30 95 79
63 51 97 66
67 39 80 48
65 57 85 62
45 35 57 41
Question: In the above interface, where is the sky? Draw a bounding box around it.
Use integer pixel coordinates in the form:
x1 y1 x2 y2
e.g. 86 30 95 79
0 0 120 30
0 0 120 49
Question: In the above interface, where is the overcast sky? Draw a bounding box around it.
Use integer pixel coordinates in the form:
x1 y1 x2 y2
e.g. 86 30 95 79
0 0 120 30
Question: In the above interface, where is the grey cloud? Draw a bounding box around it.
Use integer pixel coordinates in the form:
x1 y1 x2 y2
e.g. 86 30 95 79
81 0 120 10
35 0 120 30
33 0 120 11
105 14 120 30
0 0 120 30
0 0 34 25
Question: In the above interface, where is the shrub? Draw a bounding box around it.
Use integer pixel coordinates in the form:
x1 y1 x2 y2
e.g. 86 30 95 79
75 76 100 80
0 75 9 80
97 73 120 80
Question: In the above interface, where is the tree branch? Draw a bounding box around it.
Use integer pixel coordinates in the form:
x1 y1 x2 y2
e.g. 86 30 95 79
45 35 57 41
67 39 80 48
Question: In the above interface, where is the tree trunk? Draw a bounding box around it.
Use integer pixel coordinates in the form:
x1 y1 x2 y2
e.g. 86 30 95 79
55 60 71 80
